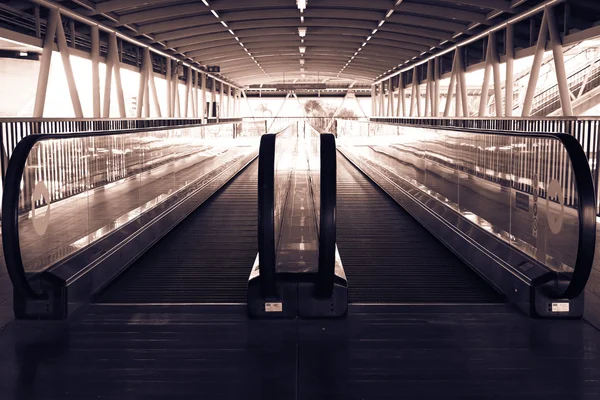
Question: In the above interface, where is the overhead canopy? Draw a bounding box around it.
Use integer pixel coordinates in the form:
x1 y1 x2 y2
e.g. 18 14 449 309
73 0 531 87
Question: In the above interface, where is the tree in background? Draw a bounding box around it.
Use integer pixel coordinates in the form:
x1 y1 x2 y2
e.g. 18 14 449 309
303 99 356 132
256 103 273 117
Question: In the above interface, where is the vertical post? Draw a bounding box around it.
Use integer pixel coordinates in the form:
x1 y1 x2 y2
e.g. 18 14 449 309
143 69 150 118
210 78 216 118
455 74 462 117
490 32 503 117
193 70 198 118
184 66 191 118
425 60 432 116
457 48 468 117
34 7 59 117
413 67 422 117
546 5 573 116
109 33 126 117
136 46 148 118
166 59 172 117
371 85 376 116
220 82 225 119
522 10 548 116
434 57 440 117
387 77 393 117
102 34 114 118
201 72 206 122
479 36 492 116
505 24 514 117
444 51 458 117
147 49 161 117
91 25 100 118
399 72 406 117
55 12 83 118
378 82 384 115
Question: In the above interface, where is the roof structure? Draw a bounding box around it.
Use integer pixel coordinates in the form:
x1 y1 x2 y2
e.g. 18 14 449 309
58 0 538 88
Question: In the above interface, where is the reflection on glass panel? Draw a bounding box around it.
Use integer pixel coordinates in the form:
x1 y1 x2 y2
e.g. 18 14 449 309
17 122 264 273
336 119 581 278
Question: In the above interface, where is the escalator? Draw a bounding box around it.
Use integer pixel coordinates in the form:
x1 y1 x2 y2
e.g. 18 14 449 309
336 156 502 304
96 163 258 304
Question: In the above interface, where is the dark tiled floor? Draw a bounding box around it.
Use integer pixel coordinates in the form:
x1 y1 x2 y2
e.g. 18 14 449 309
0 304 599 400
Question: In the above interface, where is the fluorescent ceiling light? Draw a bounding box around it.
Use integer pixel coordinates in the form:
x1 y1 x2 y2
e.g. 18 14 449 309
366 36 372 41
211 10 219 18
228 29 235 35
299 46 306 54
300 67 305 72
235 36 239 41
19 51 27 56
202 0 209 6
301 16 304 23
361 42 366 47
298 26 307 37
239 42 244 47
300 58 305 66
378 20 385 27
371 28 378 35
221 21 228 28
386 9 394 18
297 0 307 12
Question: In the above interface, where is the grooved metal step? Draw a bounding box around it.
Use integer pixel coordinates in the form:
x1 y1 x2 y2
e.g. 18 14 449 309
336 155 503 304
96 163 258 304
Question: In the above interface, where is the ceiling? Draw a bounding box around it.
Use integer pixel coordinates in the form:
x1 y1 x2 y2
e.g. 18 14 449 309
56 0 538 88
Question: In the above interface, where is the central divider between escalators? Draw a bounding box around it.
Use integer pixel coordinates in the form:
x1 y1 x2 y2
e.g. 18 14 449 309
247 123 348 318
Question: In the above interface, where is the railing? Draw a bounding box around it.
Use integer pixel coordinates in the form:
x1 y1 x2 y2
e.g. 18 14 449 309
0 117 243 184
2 120 264 306
367 117 600 213
337 119 596 300
257 123 298 298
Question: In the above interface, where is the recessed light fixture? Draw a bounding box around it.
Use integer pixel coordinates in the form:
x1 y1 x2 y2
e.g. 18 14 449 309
202 0 209 6
298 26 307 37
221 21 228 28
386 9 394 18
211 10 219 18
299 46 306 54
378 20 385 27
297 0 307 12
372 28 378 35
300 59 305 66
366 36 372 41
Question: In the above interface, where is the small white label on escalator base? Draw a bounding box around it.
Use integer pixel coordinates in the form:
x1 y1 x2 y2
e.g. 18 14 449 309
551 302 570 313
265 302 282 312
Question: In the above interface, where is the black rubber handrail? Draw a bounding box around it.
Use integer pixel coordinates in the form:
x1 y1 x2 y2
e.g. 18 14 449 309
360 121 597 300
257 133 278 299
316 133 337 298
2 120 252 302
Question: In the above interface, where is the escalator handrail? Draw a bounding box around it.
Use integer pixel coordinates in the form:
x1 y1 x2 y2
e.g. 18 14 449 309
2 120 254 302
353 120 596 300
316 133 337 298
257 124 295 299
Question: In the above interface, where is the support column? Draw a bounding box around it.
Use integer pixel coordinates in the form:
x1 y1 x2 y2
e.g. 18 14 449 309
55 13 83 117
425 60 432 117
136 47 148 118
110 33 126 117
378 82 384 116
444 51 458 117
210 78 216 118
220 82 225 119
490 32 503 117
166 59 172 117
547 6 573 116
522 11 548 116
184 66 192 118
457 48 468 117
399 72 406 117
479 36 493 116
387 77 393 117
33 7 59 117
147 49 161 117
371 85 376 116
91 25 100 118
193 70 198 118
505 24 514 117
433 57 440 117
200 73 206 121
